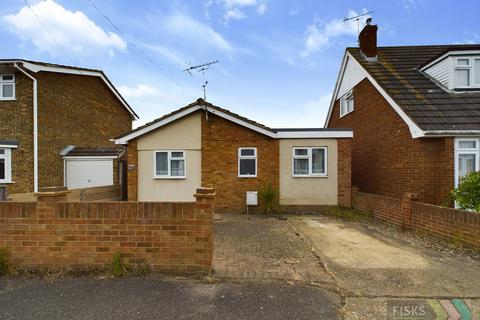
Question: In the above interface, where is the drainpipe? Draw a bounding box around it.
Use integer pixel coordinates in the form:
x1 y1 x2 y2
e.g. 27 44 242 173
14 63 38 193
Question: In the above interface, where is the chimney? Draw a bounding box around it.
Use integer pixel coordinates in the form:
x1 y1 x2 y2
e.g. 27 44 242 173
359 18 378 60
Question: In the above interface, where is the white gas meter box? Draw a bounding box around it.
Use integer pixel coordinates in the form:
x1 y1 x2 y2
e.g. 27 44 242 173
246 191 258 206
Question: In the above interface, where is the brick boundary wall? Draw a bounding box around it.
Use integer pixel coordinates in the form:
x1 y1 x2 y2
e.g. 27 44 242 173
352 190 480 248
337 138 352 207
0 188 215 274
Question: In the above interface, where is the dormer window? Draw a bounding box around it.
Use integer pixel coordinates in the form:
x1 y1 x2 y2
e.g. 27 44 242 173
0 74 15 100
454 57 480 89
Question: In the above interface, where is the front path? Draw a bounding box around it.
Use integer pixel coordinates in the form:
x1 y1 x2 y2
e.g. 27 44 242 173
213 214 335 287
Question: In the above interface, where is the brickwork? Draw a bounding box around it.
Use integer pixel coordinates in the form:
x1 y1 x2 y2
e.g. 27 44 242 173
0 188 214 273
127 140 138 201
337 138 352 207
201 113 279 213
352 191 480 248
0 69 133 195
327 78 455 206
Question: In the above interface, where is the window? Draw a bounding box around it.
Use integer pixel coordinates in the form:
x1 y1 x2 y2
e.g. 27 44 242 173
238 147 257 177
292 147 327 177
454 57 480 88
455 139 480 187
0 74 15 100
340 90 354 117
154 150 185 178
0 148 12 183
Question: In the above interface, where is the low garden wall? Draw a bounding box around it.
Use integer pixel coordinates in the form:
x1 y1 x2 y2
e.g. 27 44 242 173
0 188 215 274
352 190 480 248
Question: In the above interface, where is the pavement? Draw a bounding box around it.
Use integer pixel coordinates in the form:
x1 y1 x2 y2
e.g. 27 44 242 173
0 276 340 320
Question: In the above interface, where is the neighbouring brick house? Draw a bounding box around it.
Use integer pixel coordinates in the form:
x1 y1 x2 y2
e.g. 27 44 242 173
325 20 480 206
115 99 353 213
0 59 138 198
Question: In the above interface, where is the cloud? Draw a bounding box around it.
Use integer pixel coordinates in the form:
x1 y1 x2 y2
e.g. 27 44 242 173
210 0 267 24
118 84 161 98
3 0 126 56
164 13 232 52
300 9 370 57
402 0 418 9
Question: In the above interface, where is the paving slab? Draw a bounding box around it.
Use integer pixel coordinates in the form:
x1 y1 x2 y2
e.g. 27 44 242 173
213 214 335 286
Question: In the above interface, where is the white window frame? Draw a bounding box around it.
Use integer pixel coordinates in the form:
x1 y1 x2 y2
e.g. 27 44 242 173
339 89 354 117
292 147 328 177
454 138 480 188
454 57 480 89
0 74 15 101
0 147 13 183
238 147 257 178
153 150 186 179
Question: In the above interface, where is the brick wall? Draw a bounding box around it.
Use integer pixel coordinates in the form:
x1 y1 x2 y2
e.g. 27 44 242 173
352 190 480 248
201 113 279 213
337 138 352 207
328 78 454 206
0 188 214 274
1 69 133 195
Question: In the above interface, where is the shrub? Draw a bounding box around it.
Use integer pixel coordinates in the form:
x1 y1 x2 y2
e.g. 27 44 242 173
0 248 7 276
259 182 278 214
450 171 480 212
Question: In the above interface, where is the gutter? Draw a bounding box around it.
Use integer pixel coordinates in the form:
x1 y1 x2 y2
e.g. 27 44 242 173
14 63 38 193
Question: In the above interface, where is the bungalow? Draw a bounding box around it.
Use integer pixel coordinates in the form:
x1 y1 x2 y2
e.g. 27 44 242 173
325 20 480 206
115 99 353 213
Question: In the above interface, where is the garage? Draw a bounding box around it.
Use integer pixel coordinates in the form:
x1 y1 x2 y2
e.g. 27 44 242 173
61 146 124 189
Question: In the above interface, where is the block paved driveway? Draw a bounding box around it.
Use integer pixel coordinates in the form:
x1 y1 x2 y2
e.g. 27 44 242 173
212 214 335 286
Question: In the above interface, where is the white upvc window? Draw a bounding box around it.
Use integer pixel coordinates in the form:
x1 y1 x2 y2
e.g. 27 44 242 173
0 148 12 183
154 150 186 179
454 57 480 88
0 74 15 100
454 138 480 187
238 147 257 178
340 90 354 117
292 147 327 177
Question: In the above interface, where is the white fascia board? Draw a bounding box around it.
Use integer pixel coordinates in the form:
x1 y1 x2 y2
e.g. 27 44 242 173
206 108 277 138
423 130 480 137
115 105 203 144
325 51 425 138
276 131 353 139
20 62 138 119
421 50 480 71
63 156 117 160
324 52 349 128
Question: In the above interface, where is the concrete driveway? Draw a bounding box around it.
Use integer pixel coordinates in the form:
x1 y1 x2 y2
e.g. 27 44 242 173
289 216 480 319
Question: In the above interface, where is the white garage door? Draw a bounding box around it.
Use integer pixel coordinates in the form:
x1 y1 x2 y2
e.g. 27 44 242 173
65 159 113 189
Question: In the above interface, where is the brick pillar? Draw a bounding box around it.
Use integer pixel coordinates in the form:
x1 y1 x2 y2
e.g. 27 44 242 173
127 140 138 201
337 138 352 207
401 193 417 229
194 188 215 271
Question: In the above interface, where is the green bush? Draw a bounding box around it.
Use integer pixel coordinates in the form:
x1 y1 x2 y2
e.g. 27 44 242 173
111 253 125 277
259 182 278 214
450 171 480 212
0 248 7 276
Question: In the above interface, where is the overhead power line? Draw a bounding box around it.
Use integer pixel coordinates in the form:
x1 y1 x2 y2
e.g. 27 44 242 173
86 0 181 88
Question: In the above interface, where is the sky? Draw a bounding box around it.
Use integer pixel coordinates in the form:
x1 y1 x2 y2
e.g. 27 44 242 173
1 0 479 128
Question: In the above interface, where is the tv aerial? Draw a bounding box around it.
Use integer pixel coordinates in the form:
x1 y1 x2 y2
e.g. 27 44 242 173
343 10 375 40
183 60 219 100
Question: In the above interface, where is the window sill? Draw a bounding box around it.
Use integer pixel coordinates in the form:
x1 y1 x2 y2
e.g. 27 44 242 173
339 110 353 119
0 181 14 184
292 175 328 178
153 176 186 180
0 98 16 101
238 175 257 179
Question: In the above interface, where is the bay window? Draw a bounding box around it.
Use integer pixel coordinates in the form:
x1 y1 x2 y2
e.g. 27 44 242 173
455 139 480 186
292 147 327 177
154 150 185 178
